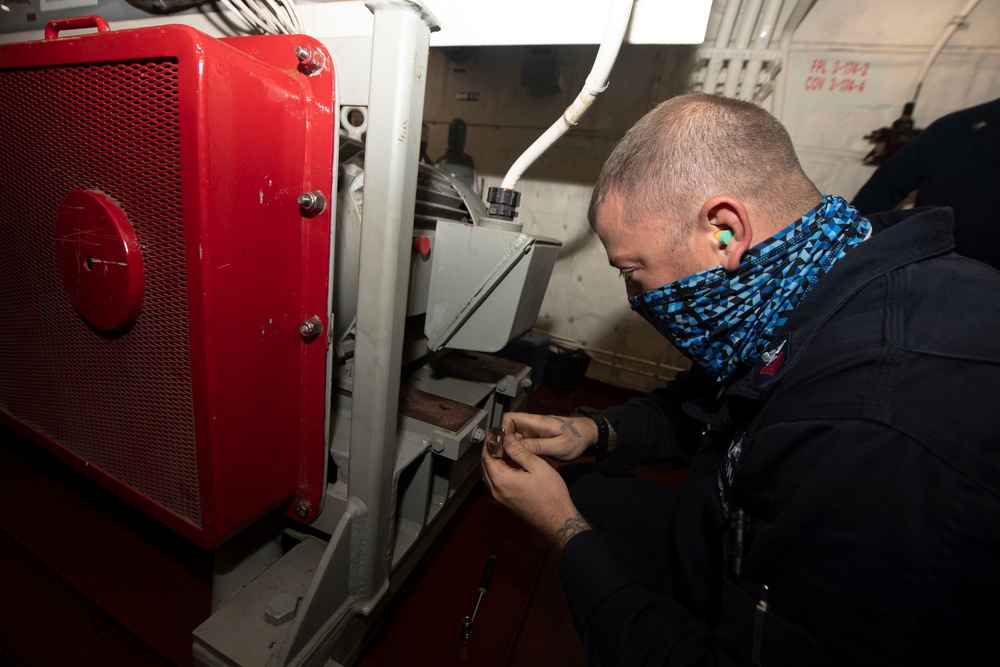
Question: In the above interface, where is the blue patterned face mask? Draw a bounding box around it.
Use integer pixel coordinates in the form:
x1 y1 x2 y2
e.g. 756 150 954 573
628 195 872 383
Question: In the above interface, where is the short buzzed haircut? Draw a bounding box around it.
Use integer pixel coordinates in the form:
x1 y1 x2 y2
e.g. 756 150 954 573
588 94 820 240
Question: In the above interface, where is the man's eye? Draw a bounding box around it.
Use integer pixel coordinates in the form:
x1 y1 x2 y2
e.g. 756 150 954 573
618 269 634 281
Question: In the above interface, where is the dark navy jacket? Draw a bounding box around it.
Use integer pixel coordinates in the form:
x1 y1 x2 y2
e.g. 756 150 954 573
560 206 1000 666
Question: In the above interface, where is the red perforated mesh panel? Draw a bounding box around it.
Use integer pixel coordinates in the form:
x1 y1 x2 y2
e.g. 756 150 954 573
0 60 201 527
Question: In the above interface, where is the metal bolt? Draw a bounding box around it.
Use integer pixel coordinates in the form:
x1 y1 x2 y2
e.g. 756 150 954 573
299 316 322 339
296 500 312 518
471 427 486 444
294 45 326 75
522 377 533 388
265 592 300 626
297 190 326 213
497 381 508 393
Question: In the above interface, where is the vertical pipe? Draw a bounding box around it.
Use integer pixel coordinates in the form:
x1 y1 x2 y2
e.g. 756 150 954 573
909 0 983 105
349 1 437 602
774 0 818 120
739 0 784 100
723 0 764 98
703 0 743 95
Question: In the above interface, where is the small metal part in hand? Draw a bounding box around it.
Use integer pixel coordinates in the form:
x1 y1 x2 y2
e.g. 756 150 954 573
485 426 505 458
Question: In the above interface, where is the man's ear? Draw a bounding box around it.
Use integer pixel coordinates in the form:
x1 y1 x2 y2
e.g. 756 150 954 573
699 195 752 272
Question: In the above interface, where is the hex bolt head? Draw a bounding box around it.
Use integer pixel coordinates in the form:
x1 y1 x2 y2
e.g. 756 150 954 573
299 316 322 339
522 377 533 388
297 190 326 213
265 592 300 626
295 500 312 518
471 427 486 444
294 45 326 75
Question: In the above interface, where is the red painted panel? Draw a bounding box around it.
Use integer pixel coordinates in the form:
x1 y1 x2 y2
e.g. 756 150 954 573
0 18 335 548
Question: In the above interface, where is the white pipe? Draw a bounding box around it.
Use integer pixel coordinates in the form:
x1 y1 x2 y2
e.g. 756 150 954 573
774 0 818 120
500 0 635 190
909 0 983 104
739 0 784 100
715 0 745 48
703 0 744 95
732 0 765 50
723 0 764 98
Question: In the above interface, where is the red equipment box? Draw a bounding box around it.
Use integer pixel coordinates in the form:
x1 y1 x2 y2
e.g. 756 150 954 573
0 17 335 548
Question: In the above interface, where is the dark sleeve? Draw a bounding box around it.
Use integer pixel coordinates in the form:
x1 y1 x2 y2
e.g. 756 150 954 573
559 530 715 666
852 131 928 215
601 368 709 471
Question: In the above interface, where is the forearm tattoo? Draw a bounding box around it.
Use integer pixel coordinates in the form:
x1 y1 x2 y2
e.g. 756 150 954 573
554 417 583 438
553 514 592 553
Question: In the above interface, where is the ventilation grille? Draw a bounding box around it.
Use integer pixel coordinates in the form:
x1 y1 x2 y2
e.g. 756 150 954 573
0 60 201 526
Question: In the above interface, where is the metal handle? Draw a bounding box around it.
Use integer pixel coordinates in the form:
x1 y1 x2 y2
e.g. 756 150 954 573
45 15 111 40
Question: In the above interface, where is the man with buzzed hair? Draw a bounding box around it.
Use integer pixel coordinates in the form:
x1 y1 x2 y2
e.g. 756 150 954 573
482 93 1000 665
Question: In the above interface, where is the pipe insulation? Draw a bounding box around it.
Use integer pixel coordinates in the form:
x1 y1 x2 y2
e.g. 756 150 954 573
500 0 635 190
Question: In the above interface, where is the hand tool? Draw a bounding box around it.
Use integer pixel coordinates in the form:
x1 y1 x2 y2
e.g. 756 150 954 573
461 554 497 643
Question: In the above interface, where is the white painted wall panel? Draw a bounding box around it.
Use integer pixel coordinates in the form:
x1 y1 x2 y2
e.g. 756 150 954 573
781 0 1000 197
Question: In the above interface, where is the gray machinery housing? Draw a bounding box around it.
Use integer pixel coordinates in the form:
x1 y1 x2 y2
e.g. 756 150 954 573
193 5 560 666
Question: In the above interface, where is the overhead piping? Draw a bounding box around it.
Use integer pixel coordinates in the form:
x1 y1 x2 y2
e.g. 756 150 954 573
486 0 636 224
722 0 764 98
703 0 743 96
738 0 784 101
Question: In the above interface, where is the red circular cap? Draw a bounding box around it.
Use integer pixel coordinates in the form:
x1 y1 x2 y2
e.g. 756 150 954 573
54 190 145 331
413 236 432 257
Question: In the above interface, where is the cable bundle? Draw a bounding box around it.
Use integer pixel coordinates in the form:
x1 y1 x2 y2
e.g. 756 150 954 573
218 0 304 35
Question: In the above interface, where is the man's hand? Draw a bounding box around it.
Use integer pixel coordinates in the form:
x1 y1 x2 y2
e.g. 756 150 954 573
481 436 591 552
501 412 597 462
